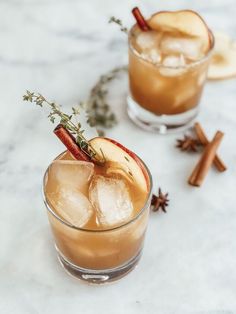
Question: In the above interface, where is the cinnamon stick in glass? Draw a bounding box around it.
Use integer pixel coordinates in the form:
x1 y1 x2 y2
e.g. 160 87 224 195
132 7 150 31
188 131 224 187
194 122 226 172
54 124 90 162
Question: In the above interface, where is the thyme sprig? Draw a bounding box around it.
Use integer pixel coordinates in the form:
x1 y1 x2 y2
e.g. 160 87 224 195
80 18 128 132
109 17 128 34
23 91 101 161
84 66 127 130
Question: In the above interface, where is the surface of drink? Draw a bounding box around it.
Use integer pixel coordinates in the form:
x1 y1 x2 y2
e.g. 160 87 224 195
44 151 150 271
128 10 214 132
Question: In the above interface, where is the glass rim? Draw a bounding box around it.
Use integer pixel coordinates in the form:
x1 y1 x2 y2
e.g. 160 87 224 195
128 25 215 70
42 150 153 233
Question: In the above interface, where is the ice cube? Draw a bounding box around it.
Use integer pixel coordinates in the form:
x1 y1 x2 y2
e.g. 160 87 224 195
89 175 133 227
160 55 186 76
173 85 196 107
48 187 93 227
161 36 203 60
162 55 185 67
136 31 159 50
141 48 161 64
49 160 94 194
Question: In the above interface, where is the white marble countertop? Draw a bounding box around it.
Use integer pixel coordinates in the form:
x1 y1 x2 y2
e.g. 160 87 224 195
1 0 236 313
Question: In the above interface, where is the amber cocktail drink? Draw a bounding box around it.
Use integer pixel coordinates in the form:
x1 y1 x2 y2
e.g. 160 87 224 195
127 10 214 133
43 137 152 284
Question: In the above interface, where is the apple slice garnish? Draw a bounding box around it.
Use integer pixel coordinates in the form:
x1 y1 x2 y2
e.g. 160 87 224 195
207 31 236 80
106 161 134 185
148 10 211 53
89 137 149 193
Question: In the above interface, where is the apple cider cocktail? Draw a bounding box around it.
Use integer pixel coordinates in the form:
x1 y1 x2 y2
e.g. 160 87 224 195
23 89 153 284
44 135 152 284
128 9 214 133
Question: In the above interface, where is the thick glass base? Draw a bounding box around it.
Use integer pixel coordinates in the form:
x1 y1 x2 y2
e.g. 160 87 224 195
127 96 199 134
56 247 142 285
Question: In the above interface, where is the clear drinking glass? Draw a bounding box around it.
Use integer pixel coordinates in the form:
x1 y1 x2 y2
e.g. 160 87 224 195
127 26 215 134
43 151 152 284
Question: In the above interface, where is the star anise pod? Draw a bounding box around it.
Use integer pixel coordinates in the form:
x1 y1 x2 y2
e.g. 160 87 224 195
151 188 169 213
176 135 201 152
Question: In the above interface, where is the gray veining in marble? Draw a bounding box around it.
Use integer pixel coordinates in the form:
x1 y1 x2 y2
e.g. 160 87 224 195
0 0 236 313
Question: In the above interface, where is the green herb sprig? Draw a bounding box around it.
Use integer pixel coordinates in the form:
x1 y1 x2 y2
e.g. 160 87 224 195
78 18 128 133
84 66 127 132
23 91 101 161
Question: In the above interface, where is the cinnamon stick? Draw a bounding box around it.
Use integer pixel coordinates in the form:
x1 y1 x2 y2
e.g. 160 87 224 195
188 131 224 187
54 124 90 162
132 7 150 31
194 122 226 172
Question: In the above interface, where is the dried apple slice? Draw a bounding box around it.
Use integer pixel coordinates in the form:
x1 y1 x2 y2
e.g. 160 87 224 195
148 10 211 53
208 31 236 80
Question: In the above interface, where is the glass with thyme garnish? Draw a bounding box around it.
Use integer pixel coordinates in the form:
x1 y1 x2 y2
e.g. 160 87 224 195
24 91 152 284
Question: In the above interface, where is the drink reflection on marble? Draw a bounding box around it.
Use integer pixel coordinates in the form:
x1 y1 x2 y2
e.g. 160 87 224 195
43 145 152 284
127 10 214 133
